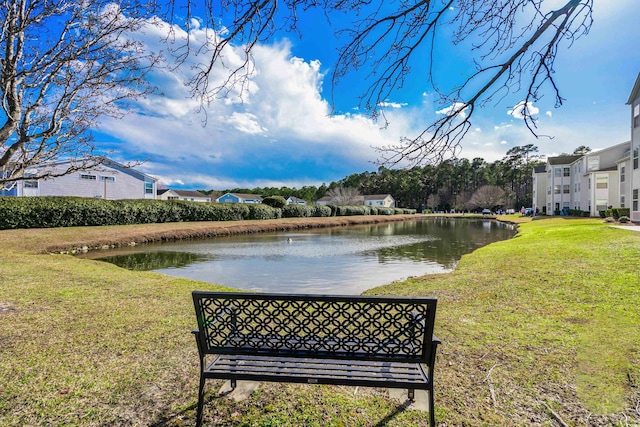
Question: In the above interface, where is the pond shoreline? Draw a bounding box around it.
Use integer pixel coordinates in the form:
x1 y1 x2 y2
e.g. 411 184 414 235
1 214 436 254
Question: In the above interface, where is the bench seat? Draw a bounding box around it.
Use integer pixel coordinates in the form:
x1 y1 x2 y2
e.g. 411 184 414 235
203 354 432 389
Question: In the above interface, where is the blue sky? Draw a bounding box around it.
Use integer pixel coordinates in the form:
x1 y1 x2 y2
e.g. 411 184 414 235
95 1 640 191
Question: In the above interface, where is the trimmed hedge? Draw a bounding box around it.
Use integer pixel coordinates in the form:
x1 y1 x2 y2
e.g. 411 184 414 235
0 197 413 230
282 204 332 218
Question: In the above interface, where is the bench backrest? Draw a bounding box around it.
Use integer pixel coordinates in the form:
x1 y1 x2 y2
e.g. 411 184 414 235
193 291 437 363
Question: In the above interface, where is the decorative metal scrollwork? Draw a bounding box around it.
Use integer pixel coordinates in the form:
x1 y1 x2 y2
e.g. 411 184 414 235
198 295 431 359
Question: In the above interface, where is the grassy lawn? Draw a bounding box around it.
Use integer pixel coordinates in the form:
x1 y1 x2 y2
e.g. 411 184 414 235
1 216 639 426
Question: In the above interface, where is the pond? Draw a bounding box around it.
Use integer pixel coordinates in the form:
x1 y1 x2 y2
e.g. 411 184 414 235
82 218 516 295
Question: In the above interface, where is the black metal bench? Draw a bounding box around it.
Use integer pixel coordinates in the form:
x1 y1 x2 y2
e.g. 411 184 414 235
192 291 440 426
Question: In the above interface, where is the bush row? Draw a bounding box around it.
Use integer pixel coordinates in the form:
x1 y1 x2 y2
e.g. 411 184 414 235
598 207 631 219
0 197 414 230
564 209 591 217
326 205 415 216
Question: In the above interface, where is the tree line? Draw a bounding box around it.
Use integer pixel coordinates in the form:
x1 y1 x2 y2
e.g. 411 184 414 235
205 144 547 212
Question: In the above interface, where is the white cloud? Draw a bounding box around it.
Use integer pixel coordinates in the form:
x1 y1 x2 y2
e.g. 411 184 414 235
379 101 408 109
507 101 540 119
436 102 468 119
546 111 553 118
98 19 418 188
225 112 267 135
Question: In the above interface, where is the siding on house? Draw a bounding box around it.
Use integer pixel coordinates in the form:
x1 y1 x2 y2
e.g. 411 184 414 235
216 193 263 203
158 189 211 202
627 72 640 222
11 160 157 200
364 194 395 208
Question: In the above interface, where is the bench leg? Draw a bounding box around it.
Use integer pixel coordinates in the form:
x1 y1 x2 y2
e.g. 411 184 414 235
196 375 206 427
231 379 237 390
428 387 436 427
407 389 415 401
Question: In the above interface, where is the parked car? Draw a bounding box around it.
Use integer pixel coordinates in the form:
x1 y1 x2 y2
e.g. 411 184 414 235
482 209 491 215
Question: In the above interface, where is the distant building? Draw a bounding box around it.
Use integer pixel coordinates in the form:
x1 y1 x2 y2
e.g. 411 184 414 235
364 194 396 208
216 193 263 204
627 72 640 222
158 189 211 203
1 159 157 200
532 142 630 216
531 165 547 214
315 196 332 205
286 196 307 205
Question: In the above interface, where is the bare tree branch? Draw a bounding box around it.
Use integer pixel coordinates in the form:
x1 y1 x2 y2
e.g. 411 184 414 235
0 0 159 190
169 0 593 166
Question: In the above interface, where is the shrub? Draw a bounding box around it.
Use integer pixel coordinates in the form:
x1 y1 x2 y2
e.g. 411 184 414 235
282 204 315 218
612 208 630 219
618 216 630 223
335 205 367 216
599 210 607 218
313 205 332 217
262 196 287 208
247 204 281 220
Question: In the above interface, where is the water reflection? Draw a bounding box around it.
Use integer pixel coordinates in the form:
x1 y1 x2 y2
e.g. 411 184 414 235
83 218 515 294
98 251 214 271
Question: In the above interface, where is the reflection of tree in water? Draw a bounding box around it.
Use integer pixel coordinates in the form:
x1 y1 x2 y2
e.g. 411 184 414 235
371 219 515 267
99 251 212 271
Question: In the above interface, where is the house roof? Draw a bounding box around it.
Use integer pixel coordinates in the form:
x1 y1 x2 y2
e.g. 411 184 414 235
172 190 209 198
364 194 393 200
49 158 157 182
627 72 640 105
220 193 263 200
548 155 582 165
287 196 306 202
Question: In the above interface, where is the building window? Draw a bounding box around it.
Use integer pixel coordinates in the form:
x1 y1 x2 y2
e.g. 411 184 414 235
596 176 608 189
554 185 561 194
635 104 640 128
621 195 625 208
167 196 178 200
596 200 608 212
24 180 38 188
620 165 625 183
80 174 97 180
563 167 570 177
634 189 639 211
145 182 153 194
554 167 561 177
634 148 639 170
100 176 115 182
563 185 570 194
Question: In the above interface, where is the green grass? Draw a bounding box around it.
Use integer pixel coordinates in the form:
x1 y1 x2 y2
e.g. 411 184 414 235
1 216 639 426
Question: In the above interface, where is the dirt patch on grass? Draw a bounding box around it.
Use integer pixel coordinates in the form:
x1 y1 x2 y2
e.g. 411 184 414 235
0 215 422 254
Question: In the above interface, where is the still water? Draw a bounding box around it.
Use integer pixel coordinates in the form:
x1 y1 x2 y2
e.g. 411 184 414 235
84 218 515 295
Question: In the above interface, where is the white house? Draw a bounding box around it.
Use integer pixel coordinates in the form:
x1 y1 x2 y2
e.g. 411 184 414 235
364 194 396 208
216 193 263 203
315 196 332 205
3 159 157 200
158 189 211 203
286 196 306 205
